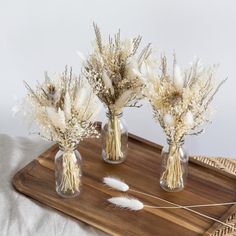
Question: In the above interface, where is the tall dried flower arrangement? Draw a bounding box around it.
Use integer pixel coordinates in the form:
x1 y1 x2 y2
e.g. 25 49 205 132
22 67 100 197
82 23 152 163
143 55 227 191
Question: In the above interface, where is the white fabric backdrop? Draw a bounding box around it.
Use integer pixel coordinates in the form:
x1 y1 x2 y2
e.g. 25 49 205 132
0 134 105 236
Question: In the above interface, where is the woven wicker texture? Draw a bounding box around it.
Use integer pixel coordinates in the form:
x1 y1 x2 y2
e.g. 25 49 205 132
193 156 236 236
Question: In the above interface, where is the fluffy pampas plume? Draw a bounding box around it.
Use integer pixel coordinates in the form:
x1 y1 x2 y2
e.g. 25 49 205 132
103 176 129 192
108 197 144 211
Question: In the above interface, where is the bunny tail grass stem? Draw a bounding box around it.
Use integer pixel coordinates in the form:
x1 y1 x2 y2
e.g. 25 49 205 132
130 189 235 230
145 201 236 209
104 176 235 230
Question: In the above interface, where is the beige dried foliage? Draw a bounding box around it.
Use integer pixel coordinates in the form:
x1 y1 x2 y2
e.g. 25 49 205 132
143 55 227 190
22 67 101 148
20 67 101 194
144 55 227 144
83 23 151 114
82 24 152 161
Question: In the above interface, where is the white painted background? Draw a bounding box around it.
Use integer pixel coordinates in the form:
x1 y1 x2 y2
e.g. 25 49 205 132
0 0 235 157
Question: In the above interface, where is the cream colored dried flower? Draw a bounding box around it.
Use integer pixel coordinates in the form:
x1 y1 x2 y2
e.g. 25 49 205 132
144 55 227 143
82 23 152 114
21 67 101 148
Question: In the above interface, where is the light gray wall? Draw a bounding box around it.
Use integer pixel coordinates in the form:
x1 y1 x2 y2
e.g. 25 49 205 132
0 0 235 157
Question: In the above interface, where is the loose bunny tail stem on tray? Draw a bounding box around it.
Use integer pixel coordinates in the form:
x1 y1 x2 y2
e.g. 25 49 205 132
103 177 129 192
108 197 144 211
104 177 236 230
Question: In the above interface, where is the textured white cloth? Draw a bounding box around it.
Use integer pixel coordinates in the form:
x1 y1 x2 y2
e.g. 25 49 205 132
0 134 105 236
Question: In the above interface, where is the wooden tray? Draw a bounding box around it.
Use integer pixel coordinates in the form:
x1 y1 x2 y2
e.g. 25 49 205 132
12 134 236 236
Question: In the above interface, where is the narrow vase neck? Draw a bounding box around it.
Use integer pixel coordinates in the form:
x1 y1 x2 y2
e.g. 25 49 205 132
59 144 78 152
167 139 184 148
106 111 123 119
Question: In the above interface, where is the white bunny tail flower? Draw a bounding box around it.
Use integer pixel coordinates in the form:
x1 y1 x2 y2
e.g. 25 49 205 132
103 176 129 192
46 107 66 130
163 114 174 126
102 71 114 95
57 108 66 127
115 90 133 111
108 197 144 211
64 92 72 121
184 111 194 127
173 64 184 91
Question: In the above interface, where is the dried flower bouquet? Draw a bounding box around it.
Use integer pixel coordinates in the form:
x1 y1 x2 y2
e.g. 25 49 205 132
143 55 227 191
82 23 152 163
22 67 100 196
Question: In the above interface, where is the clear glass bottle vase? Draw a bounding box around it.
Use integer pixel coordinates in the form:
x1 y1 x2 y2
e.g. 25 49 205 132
160 140 188 192
102 112 128 164
55 145 82 198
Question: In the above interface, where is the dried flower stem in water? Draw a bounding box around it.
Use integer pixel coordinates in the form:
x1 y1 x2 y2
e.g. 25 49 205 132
160 144 184 190
59 150 81 194
105 114 123 161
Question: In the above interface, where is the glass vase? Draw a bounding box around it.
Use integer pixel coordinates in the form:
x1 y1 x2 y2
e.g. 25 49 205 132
160 140 188 192
55 145 82 198
102 112 128 164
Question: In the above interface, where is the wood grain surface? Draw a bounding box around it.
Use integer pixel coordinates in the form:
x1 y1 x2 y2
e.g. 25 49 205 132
12 134 236 236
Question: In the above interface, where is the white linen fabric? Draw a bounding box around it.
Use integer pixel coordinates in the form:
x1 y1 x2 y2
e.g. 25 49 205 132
0 134 105 236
